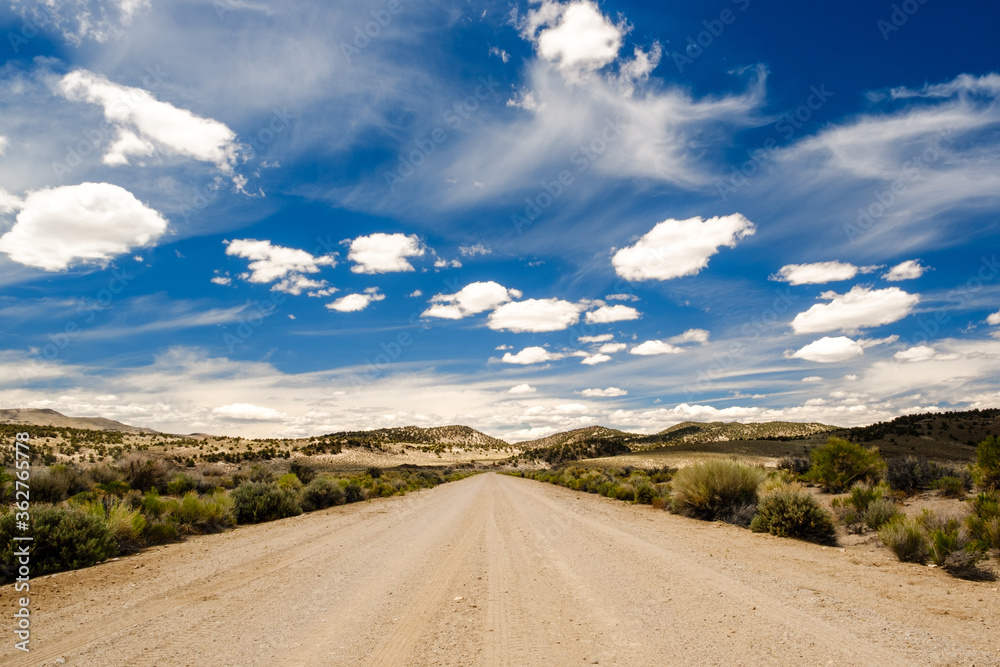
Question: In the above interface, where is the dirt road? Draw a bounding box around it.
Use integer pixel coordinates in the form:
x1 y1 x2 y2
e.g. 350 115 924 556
4 473 999 666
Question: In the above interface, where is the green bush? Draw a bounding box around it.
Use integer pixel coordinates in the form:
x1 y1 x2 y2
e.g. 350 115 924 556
934 476 967 498
879 516 930 564
289 459 317 484
633 482 658 505
966 492 1000 550
232 482 302 523
750 488 837 544
300 476 346 511
118 454 169 492
0 505 117 577
170 491 236 534
864 497 902 531
166 473 198 496
805 438 886 492
974 435 1000 491
342 480 365 504
78 498 146 554
670 460 765 524
95 480 131 496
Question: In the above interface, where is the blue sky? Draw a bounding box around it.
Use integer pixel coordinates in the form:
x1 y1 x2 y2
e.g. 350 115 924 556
1 0 1000 440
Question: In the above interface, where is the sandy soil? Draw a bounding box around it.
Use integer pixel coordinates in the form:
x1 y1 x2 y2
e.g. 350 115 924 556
3 473 999 666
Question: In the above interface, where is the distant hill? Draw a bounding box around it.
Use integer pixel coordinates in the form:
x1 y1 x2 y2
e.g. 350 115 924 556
510 426 634 465
631 420 839 449
829 408 1000 460
321 425 509 449
0 408 159 434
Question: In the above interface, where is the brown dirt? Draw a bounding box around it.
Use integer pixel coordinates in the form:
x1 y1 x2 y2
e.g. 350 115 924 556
3 473 999 666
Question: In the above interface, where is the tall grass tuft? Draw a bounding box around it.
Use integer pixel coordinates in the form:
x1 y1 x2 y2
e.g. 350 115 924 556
669 460 765 524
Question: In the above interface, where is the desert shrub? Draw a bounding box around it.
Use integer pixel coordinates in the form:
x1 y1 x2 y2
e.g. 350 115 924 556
166 473 198 496
142 521 178 545
633 482 658 505
0 505 117 577
300 476 346 511
928 526 992 579
79 498 146 554
879 516 930 564
670 460 765 523
276 472 303 492
750 488 837 544
614 483 636 502
651 496 670 510
805 438 885 492
118 453 169 492
366 466 383 479
170 491 235 534
232 482 302 523
777 456 812 476
88 463 125 485
289 459 317 484
864 497 902 531
887 456 940 493
934 476 967 498
247 465 274 483
342 480 365 504
95 480 131 496
966 492 1000 550
973 435 1000 491
30 466 73 503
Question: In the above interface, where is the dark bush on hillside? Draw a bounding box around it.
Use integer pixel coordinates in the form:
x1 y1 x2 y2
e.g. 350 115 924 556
974 435 1000 491
750 489 837 544
343 480 365 504
366 466 383 479
289 459 317 484
0 505 117 578
118 454 169 492
777 456 811 476
231 482 302 523
885 456 968 493
300 476 346 511
670 460 765 524
805 438 885 492
31 466 74 503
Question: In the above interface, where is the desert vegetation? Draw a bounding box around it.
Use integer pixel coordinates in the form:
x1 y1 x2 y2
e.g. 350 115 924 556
0 454 475 580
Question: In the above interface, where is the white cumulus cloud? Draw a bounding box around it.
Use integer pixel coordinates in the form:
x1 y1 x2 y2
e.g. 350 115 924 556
630 340 683 356
791 286 919 334
883 260 928 281
225 239 336 295
488 298 584 332
580 353 612 365
347 233 425 274
57 70 242 179
772 261 872 285
668 328 710 345
520 0 624 77
612 214 756 281
422 281 520 319
788 336 864 363
988 311 1000 326
502 346 564 365
585 304 640 323
894 346 961 363
0 182 167 271
507 383 537 394
578 333 614 343
326 288 385 313
598 342 627 354
579 387 627 397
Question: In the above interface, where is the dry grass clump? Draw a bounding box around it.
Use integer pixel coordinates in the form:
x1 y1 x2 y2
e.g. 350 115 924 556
669 460 765 525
